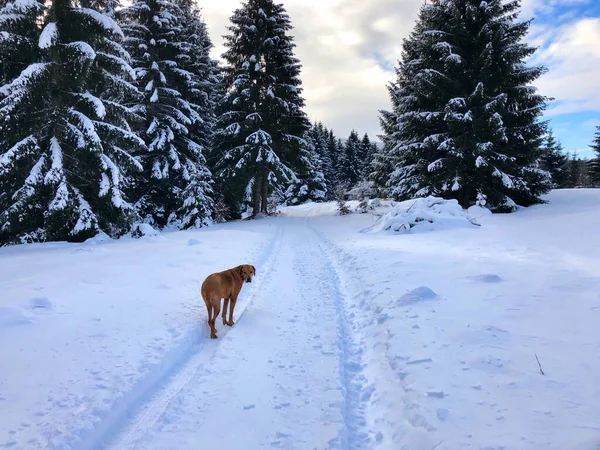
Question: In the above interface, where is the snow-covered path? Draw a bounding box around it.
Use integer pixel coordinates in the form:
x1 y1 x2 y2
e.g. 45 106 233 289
100 218 367 450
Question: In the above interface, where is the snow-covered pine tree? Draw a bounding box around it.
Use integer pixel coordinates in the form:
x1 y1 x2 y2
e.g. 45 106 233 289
372 82 401 197
118 0 213 229
284 131 326 205
590 126 600 186
310 122 334 193
323 128 340 192
369 145 392 198
214 0 310 217
338 129 361 187
540 130 568 188
357 132 377 180
333 137 347 186
0 0 145 245
173 0 217 228
381 0 552 211
0 0 43 87
175 0 218 154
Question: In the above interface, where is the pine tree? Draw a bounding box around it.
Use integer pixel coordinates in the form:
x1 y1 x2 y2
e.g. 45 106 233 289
0 0 43 87
590 126 600 186
323 129 339 193
175 0 218 153
369 144 393 198
357 132 378 180
173 0 217 228
381 0 551 211
310 122 334 191
338 129 361 187
333 137 346 186
540 130 568 188
370 91 399 197
284 132 327 205
214 0 310 218
119 0 213 229
0 0 144 245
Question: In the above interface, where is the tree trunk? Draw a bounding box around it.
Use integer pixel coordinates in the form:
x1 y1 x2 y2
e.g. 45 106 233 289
261 167 269 214
252 172 261 217
459 186 473 209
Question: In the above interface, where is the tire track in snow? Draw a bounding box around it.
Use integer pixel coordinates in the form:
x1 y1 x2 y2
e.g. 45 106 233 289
303 218 371 450
74 224 284 450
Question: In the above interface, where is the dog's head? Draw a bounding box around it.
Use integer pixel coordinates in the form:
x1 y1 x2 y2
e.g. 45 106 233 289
238 264 256 283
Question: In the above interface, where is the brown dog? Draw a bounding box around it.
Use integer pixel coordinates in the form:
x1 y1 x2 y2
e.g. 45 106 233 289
200 264 256 339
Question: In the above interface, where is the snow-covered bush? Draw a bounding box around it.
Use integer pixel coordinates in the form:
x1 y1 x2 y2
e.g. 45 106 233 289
212 195 232 223
334 183 351 216
347 180 376 213
130 223 160 239
267 192 282 216
363 196 482 233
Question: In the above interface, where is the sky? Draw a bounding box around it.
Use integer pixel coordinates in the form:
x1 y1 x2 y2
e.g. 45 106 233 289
201 0 600 159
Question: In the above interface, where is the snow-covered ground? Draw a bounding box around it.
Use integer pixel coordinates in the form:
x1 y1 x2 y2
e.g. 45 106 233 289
1 189 599 449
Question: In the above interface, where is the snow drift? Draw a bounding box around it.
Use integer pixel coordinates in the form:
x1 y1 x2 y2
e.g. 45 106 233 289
362 196 481 233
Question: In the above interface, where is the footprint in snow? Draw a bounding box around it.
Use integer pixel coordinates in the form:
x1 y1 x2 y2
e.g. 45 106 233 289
394 286 438 307
29 297 52 313
469 274 503 283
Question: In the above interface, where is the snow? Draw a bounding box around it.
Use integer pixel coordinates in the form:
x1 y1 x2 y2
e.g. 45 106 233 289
1 189 600 449
71 190 98 235
77 92 106 119
73 8 124 39
39 22 57 49
362 196 481 234
130 222 160 237
0 62 47 97
67 41 96 61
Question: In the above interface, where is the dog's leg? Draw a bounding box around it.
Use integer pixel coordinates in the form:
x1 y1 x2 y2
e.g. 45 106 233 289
211 301 221 339
222 297 230 326
208 305 216 339
227 296 237 327
203 296 214 338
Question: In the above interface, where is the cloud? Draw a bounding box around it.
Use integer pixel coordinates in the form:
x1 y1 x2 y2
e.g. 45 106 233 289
202 0 421 139
530 18 600 117
200 0 600 147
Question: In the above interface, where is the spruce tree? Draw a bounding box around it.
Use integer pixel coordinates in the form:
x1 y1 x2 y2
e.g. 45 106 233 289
0 0 43 87
214 0 310 217
310 122 334 192
119 0 213 229
540 130 568 188
333 137 346 187
173 0 217 228
324 129 340 193
358 133 378 180
0 0 144 245
381 0 551 211
284 133 327 205
369 144 393 198
338 130 361 187
590 126 600 186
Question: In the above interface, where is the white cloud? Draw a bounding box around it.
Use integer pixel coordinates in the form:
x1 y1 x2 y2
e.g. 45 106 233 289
530 18 600 117
201 0 421 139
200 1 600 141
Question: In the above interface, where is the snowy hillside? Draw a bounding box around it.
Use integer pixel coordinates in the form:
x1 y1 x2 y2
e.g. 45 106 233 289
1 189 599 449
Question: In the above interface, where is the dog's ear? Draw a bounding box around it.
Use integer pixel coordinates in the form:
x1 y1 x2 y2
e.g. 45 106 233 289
237 265 244 277
252 265 256 274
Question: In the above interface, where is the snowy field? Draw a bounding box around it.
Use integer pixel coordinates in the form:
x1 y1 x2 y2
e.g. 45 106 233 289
1 189 599 450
